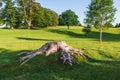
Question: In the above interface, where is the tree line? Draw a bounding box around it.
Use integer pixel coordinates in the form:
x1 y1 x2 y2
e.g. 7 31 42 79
115 23 120 28
0 0 119 29
0 0 80 29
0 0 119 43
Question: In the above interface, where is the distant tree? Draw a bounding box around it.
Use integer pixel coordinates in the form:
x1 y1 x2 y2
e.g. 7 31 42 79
118 23 120 28
59 9 79 29
0 8 3 25
82 25 91 35
16 0 40 29
26 1 42 28
103 23 113 29
84 0 116 43
115 23 120 28
79 23 82 26
1 0 17 29
32 8 58 27
0 0 4 25
14 7 25 28
32 7 45 27
0 0 2 7
43 8 59 27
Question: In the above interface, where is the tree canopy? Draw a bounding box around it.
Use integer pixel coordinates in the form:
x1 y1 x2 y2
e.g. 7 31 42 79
1 0 17 29
84 0 116 43
59 9 79 29
0 0 59 29
115 23 120 28
0 1 2 7
32 8 58 27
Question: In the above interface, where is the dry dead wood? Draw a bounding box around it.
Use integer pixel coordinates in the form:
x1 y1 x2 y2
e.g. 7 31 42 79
18 41 87 66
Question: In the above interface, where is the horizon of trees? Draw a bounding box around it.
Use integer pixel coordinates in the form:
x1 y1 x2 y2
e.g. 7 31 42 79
0 0 119 29
115 23 120 28
0 0 81 29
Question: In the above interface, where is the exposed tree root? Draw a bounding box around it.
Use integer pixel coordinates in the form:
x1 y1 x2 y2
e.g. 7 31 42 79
18 41 87 66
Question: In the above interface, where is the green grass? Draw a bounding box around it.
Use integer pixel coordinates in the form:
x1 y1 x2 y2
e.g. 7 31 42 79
0 27 120 80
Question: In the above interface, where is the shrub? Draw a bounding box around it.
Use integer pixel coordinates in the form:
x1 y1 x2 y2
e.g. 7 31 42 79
82 26 91 35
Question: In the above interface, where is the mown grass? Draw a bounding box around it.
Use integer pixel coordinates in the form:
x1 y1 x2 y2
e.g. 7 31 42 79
0 27 120 80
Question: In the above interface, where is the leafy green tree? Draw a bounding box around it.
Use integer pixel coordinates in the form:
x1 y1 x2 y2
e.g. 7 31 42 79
82 25 91 35
0 0 4 25
32 8 58 28
59 9 79 29
16 0 39 29
115 23 120 28
32 7 45 27
16 0 58 29
84 0 116 43
0 8 4 25
43 8 58 27
14 7 25 28
103 23 113 29
0 0 3 24
0 1 2 7
2 0 17 29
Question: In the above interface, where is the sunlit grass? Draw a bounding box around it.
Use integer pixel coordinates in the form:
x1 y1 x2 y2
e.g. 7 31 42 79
0 27 120 80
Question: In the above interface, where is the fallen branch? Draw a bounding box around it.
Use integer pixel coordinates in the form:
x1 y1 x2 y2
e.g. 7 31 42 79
18 41 87 66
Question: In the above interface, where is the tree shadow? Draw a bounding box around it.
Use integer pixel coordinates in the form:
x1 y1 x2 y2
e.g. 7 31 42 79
88 58 120 65
16 37 55 41
0 48 18 65
0 48 29 66
97 50 114 59
48 29 84 38
0 48 120 80
48 29 120 41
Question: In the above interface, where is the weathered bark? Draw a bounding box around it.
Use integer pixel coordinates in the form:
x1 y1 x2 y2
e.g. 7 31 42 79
18 41 87 66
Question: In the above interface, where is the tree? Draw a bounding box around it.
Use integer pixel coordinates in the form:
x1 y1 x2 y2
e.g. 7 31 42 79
0 0 2 7
14 7 25 28
59 9 79 29
0 0 4 25
32 8 59 28
84 0 116 43
16 0 39 29
115 23 120 28
82 25 91 35
103 22 113 29
16 0 58 29
0 8 4 25
42 8 58 27
1 0 17 29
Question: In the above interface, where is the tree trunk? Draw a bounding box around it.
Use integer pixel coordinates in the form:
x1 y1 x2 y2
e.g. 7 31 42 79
27 0 32 30
10 26 14 30
22 0 32 30
26 19 32 29
18 41 87 66
99 27 102 43
67 25 69 29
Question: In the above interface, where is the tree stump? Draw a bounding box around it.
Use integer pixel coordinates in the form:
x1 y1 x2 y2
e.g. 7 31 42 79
18 41 87 66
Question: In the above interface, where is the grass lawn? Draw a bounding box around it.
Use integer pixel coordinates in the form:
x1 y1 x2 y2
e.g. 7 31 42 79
0 27 120 80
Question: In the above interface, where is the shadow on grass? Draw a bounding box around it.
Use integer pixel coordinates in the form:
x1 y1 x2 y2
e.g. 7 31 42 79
48 29 120 41
16 37 55 41
0 48 18 65
87 56 120 64
0 48 120 80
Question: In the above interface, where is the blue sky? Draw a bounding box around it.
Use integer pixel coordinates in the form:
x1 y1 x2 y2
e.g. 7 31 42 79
36 0 120 25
